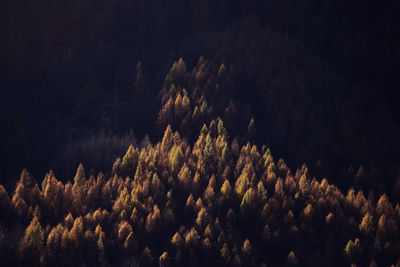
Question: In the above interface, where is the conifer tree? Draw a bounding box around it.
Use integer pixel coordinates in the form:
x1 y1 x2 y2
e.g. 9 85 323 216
169 145 183 173
19 216 44 265
162 125 173 152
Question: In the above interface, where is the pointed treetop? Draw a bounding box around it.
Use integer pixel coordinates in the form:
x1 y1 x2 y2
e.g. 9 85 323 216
74 164 85 185
162 125 173 152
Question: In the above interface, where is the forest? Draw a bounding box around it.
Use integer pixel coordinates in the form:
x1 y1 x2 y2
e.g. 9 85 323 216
1 0 400 266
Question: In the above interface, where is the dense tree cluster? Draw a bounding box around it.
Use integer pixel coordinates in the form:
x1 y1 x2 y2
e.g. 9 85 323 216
1 0 399 200
1 120 400 266
156 57 253 141
157 57 400 201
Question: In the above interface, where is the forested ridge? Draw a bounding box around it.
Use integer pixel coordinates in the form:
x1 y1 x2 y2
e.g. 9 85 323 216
2 121 400 266
1 0 400 266
1 0 400 194
1 59 400 266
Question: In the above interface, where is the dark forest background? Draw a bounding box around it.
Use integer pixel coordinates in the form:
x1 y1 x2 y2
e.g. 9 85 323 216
1 0 400 198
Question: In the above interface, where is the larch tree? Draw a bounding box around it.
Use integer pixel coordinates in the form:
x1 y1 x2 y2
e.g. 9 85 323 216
162 125 173 152
359 213 375 235
118 221 132 242
120 144 138 177
124 231 137 254
174 93 183 117
221 179 233 200
171 232 184 249
169 145 184 173
168 58 187 85
72 163 86 198
158 98 174 130
0 185 11 222
182 93 191 114
178 163 191 189
19 216 44 265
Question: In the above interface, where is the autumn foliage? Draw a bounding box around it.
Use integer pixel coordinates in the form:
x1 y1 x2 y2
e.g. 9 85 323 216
0 119 398 266
0 58 400 266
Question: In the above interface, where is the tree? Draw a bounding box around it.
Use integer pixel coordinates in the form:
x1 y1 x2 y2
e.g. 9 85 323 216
235 171 250 198
171 232 184 248
257 181 267 202
64 213 74 229
118 221 132 242
168 58 187 85
158 98 174 130
162 125 173 152
286 250 298 265
220 243 231 262
124 232 137 254
178 163 191 188
344 238 362 261
204 182 216 204
43 172 63 219
221 179 233 199
169 145 183 173
120 144 138 177
217 119 228 137
303 203 313 220
217 64 227 80
151 173 164 200
196 207 208 228
185 227 200 247
174 93 183 117
247 118 256 141
45 224 65 265
72 163 86 198
377 194 394 217
359 213 374 235
274 178 284 199
97 236 109 267
218 142 230 172
145 205 161 234
159 251 170 266
19 216 44 266
0 185 11 222
240 188 256 212
134 162 145 185
112 157 121 174
69 217 84 249
241 239 251 258
182 94 191 114
204 133 213 160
